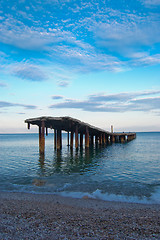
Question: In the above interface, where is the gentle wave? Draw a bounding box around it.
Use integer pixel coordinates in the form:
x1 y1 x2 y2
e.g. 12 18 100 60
1 133 160 204
58 187 160 204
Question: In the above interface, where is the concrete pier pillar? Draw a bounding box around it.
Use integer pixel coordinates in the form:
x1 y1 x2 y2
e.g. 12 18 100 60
46 128 48 136
85 127 89 148
99 134 103 145
103 133 106 145
80 133 83 147
127 135 133 141
70 131 74 149
39 126 41 153
75 126 79 149
90 135 94 145
54 129 57 149
95 135 98 144
120 135 125 143
60 130 62 148
111 135 115 143
57 129 62 150
106 135 109 144
67 131 70 146
39 120 45 155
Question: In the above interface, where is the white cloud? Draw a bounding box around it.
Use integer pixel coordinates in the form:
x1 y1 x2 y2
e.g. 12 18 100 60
0 82 7 87
12 63 47 81
0 101 37 109
0 0 159 74
92 14 160 57
49 90 160 113
51 44 124 72
0 17 56 50
57 81 69 87
136 54 160 65
52 95 64 99
142 0 160 6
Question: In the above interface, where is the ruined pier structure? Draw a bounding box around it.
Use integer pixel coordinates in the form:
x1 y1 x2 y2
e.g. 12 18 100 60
25 116 136 154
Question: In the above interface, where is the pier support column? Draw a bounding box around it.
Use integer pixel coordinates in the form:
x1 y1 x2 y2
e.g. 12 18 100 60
95 135 98 145
111 135 115 143
57 130 62 150
106 135 109 145
54 129 57 149
128 135 132 141
85 127 89 148
75 126 79 149
80 133 83 147
46 128 48 136
120 135 125 143
60 130 62 148
39 126 41 152
99 134 103 145
90 135 94 145
103 133 106 145
67 131 70 146
70 131 74 149
39 120 45 155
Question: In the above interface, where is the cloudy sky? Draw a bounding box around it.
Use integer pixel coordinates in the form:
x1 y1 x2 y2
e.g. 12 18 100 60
0 0 160 133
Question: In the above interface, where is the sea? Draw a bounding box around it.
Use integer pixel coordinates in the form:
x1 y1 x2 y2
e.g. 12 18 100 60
0 132 160 204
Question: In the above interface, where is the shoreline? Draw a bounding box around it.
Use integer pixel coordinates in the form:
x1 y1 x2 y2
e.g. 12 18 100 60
1 191 160 239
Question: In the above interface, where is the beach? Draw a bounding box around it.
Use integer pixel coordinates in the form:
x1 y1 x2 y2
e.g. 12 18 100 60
0 192 160 239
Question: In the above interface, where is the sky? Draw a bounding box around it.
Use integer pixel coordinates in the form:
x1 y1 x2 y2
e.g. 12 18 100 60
0 0 160 133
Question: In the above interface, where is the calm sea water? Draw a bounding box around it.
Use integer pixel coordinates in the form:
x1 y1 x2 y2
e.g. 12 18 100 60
0 132 160 204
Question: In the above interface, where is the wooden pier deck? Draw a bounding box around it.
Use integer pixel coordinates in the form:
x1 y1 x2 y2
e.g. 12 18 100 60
25 116 136 154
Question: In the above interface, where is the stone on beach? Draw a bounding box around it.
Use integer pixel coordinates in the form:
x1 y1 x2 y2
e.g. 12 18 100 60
0 192 160 240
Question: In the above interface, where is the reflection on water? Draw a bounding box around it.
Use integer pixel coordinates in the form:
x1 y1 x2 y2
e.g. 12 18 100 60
38 145 106 176
1 133 160 203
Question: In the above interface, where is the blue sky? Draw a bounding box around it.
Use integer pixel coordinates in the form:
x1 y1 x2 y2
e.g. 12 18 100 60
0 0 160 133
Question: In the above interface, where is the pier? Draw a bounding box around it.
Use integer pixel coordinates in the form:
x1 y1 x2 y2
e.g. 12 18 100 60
25 116 136 155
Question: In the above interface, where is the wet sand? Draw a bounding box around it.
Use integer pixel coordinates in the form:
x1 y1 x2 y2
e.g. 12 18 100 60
0 191 160 239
